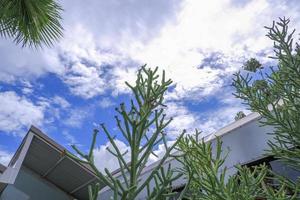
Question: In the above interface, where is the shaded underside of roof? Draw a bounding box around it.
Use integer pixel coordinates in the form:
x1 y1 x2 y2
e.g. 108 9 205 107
0 183 7 194
0 164 6 174
7 126 104 200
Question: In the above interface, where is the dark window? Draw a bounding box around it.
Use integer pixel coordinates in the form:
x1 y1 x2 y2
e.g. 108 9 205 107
246 156 300 183
245 156 300 198
269 159 300 183
170 185 189 200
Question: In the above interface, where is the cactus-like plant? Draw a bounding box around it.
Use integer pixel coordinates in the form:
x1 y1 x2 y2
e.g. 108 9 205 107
67 66 185 200
176 18 300 200
233 17 300 172
177 130 299 199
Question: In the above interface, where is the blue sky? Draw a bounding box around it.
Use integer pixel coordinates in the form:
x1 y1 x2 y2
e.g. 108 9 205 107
0 0 300 171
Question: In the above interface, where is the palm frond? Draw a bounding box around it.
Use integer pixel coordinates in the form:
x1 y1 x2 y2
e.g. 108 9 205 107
0 0 63 48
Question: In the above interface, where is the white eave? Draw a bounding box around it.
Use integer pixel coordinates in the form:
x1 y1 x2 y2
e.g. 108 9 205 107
0 126 105 200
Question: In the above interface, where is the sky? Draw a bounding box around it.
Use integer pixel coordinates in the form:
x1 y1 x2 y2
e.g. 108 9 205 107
0 0 300 172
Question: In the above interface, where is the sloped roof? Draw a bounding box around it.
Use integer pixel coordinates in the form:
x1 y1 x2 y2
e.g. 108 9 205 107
0 126 104 200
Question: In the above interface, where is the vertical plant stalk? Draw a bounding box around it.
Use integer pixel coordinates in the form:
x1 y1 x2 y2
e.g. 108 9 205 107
66 66 185 200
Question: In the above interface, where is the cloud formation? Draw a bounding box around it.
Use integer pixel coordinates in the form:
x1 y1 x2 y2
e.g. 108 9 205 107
0 91 45 136
1 0 300 167
99 97 115 109
94 139 130 172
2 0 299 102
0 148 13 166
54 0 300 102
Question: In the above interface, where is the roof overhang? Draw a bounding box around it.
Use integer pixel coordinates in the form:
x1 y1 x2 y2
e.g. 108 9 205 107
0 126 105 200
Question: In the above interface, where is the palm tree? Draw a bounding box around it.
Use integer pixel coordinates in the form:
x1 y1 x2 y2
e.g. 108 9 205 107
0 0 63 48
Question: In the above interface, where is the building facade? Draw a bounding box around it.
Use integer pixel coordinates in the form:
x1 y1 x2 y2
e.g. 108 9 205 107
0 126 101 200
0 113 299 199
99 112 300 199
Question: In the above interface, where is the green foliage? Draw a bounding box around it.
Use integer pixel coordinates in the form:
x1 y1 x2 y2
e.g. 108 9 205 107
66 17 300 200
177 131 265 200
243 58 262 72
176 18 300 200
233 17 300 171
67 66 185 200
234 111 246 121
0 0 63 48
177 131 299 200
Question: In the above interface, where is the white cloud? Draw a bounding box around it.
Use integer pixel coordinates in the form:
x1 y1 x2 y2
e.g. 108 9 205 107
109 66 138 96
196 90 250 135
148 141 176 164
128 0 292 61
52 96 70 108
21 87 34 95
54 0 180 99
53 0 300 102
0 91 81 136
63 108 89 128
99 97 115 109
93 138 175 173
164 66 226 101
163 85 250 138
62 130 77 145
164 102 199 139
61 0 182 50
123 0 299 100
56 23 140 99
19 80 34 95
198 106 248 135
0 91 86 134
0 39 63 83
1 0 300 159
62 62 107 99
1 0 300 101
0 148 13 166
32 95 72 125
0 91 45 136
2 0 297 102
94 139 130 172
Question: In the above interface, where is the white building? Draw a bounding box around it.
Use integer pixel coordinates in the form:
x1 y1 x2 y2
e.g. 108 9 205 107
0 112 299 199
99 112 300 199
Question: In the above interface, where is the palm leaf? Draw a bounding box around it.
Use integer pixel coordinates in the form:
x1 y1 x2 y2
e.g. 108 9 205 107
0 0 63 48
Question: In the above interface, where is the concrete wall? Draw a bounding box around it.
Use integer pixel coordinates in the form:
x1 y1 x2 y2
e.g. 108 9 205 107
0 167 72 200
